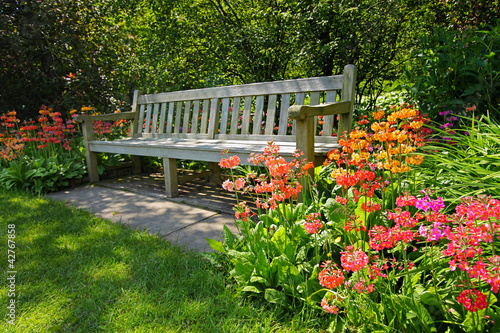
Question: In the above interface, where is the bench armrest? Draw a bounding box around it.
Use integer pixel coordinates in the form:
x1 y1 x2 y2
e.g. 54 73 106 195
73 111 136 124
288 101 352 120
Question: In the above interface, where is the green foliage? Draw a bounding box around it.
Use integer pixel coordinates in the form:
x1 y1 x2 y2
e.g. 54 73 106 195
0 154 86 194
0 0 136 118
293 0 430 107
404 25 500 119
417 112 500 202
429 0 500 30
1 0 449 118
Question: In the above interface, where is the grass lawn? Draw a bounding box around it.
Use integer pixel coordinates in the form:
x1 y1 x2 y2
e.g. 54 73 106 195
0 189 326 332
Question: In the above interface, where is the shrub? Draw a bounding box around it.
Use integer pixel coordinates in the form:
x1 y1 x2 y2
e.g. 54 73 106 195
404 25 500 120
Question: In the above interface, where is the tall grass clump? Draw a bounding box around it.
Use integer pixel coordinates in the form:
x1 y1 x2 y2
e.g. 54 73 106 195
418 107 500 202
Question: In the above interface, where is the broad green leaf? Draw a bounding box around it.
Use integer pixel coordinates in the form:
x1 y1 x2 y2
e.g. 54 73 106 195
206 238 226 254
223 224 234 248
243 285 262 294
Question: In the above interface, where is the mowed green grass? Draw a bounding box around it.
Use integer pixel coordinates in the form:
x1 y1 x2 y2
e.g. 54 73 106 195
0 189 326 332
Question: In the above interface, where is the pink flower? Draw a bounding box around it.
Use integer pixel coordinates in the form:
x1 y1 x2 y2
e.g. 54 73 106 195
304 221 323 234
321 298 339 314
234 177 245 190
219 155 240 169
341 246 369 272
222 179 234 192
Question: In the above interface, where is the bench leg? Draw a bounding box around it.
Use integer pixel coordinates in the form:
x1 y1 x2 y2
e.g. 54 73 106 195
208 162 221 185
163 157 179 197
86 151 100 183
131 155 142 174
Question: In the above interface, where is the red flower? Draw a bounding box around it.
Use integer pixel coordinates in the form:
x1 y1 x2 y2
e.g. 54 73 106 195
457 289 488 312
319 261 345 289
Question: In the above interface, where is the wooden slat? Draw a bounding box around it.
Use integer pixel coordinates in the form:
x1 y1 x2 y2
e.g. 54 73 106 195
89 137 338 159
174 101 183 134
338 64 357 135
252 96 264 135
310 91 321 105
152 103 160 133
230 97 241 135
241 96 252 135
200 99 210 134
182 101 191 134
130 90 141 137
166 102 174 134
137 104 146 134
158 103 167 134
291 93 305 135
144 104 153 134
139 132 336 143
295 93 305 105
207 98 220 139
310 91 321 136
218 134 295 142
220 97 230 135
191 100 200 134
322 90 337 136
141 133 209 140
137 75 344 104
278 94 290 135
264 94 277 135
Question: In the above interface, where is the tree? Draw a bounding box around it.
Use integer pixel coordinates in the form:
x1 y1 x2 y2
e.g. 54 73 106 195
0 0 135 118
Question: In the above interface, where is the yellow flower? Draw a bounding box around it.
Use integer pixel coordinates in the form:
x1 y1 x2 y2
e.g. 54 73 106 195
331 168 347 179
410 121 423 129
349 128 366 139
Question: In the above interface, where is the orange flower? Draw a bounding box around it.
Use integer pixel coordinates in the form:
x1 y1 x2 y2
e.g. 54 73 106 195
372 109 385 120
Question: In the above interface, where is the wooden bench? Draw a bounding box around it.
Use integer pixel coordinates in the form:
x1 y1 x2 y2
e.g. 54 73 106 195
75 64 357 197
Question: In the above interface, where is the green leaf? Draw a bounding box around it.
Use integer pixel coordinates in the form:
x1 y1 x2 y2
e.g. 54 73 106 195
249 275 268 285
461 83 482 97
223 224 234 248
264 288 289 307
243 285 262 294
323 198 346 223
206 238 226 254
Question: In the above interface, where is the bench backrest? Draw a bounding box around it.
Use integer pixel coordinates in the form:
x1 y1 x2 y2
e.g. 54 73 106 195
131 65 356 143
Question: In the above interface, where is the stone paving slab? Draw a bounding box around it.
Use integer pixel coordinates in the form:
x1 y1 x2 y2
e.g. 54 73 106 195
48 183 238 252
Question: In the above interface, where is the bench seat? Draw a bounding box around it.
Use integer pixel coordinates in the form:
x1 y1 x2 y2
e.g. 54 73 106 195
87 137 336 164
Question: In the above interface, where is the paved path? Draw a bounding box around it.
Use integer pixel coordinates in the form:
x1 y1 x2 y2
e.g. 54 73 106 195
48 181 238 252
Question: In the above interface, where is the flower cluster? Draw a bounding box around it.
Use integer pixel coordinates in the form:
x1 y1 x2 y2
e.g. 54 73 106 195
324 104 430 214
319 261 345 289
219 142 306 216
457 289 488 312
304 212 323 234
0 107 78 162
340 245 369 272
443 195 500 293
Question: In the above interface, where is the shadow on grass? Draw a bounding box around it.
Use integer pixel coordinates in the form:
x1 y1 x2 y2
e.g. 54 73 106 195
0 189 326 332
